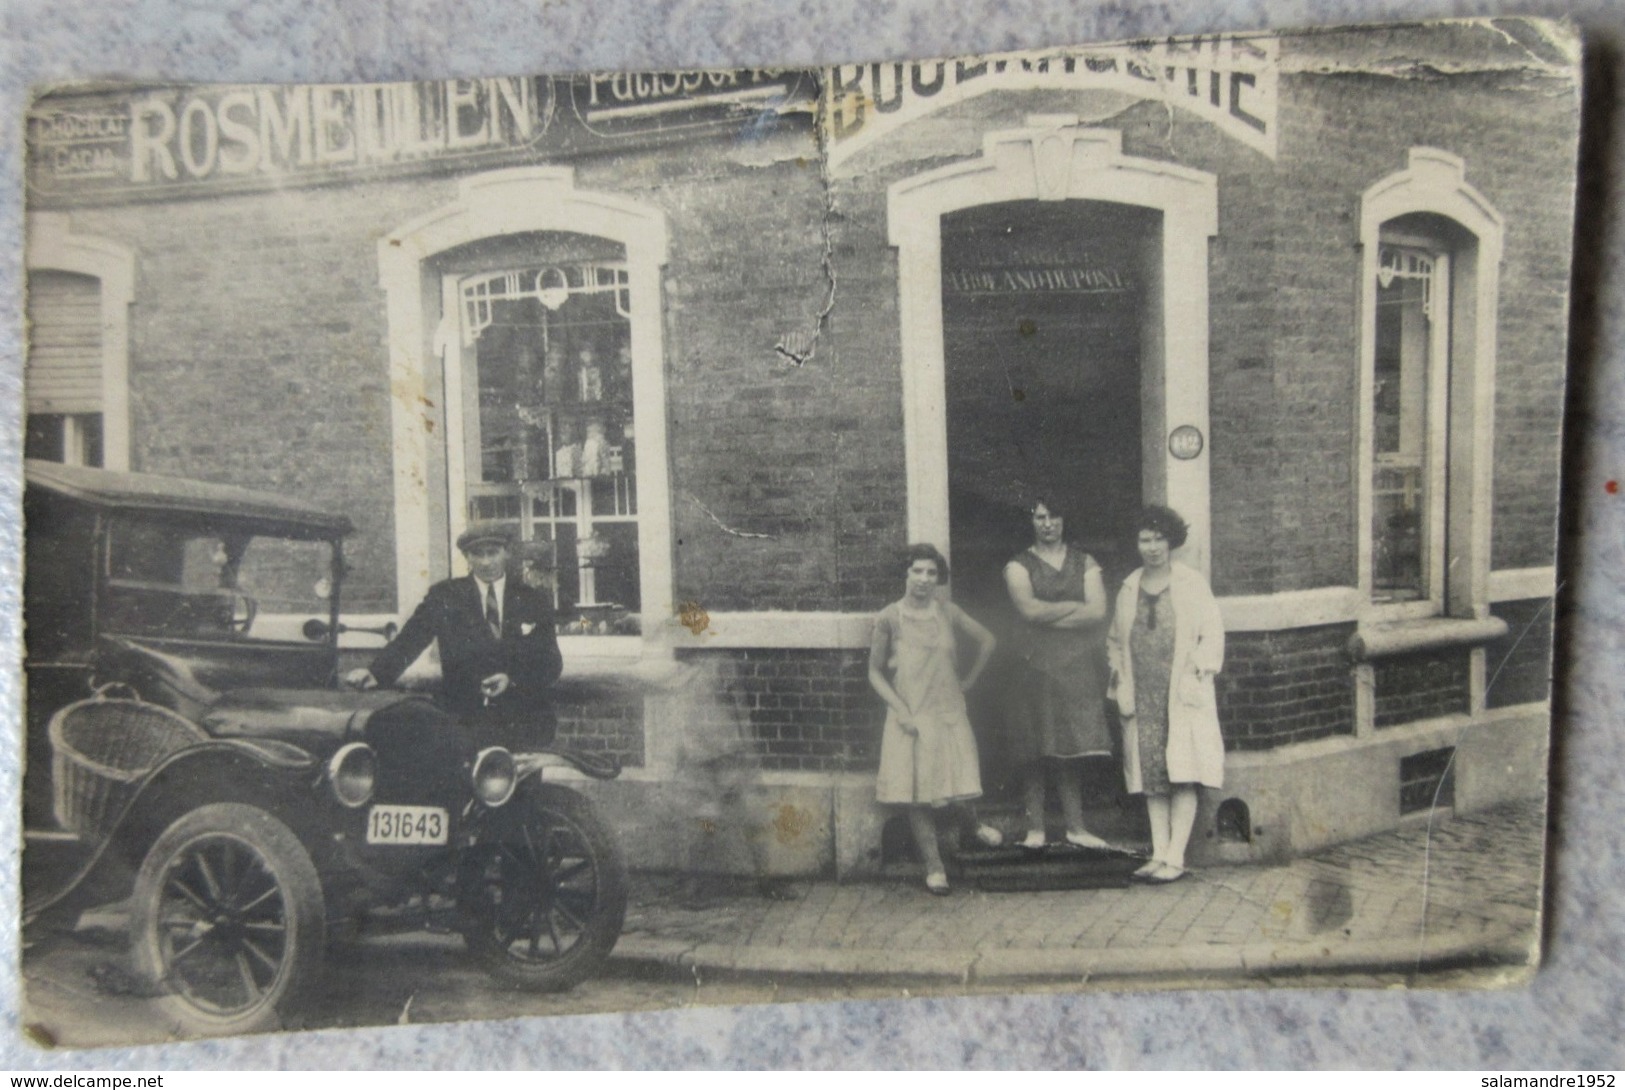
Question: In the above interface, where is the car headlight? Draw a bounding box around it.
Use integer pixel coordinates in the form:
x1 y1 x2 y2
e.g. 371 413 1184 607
328 742 377 808
472 747 517 807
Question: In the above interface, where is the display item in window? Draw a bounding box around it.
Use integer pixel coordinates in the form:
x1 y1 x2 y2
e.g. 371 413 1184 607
515 537 556 592
578 531 610 563
620 422 636 476
542 344 569 404
609 343 632 402
510 432 532 482
553 420 580 479
580 418 608 477
578 347 603 402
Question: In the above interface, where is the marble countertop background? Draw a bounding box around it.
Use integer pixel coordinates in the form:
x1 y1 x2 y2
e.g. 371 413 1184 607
1 0 1621 1069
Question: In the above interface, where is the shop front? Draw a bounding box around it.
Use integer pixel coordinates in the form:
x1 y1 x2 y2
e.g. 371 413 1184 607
23 21 1576 876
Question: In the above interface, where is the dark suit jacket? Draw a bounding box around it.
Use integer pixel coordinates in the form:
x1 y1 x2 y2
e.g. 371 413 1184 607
369 575 564 746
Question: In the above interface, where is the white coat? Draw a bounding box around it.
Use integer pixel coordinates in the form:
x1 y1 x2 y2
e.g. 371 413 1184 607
1106 561 1226 791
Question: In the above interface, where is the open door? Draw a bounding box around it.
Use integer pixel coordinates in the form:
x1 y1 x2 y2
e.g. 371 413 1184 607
941 199 1161 793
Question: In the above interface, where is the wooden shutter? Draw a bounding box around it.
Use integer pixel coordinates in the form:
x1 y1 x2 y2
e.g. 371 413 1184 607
26 269 102 414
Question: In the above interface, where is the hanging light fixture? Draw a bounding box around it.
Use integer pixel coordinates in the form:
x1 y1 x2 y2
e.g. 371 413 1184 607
536 266 570 311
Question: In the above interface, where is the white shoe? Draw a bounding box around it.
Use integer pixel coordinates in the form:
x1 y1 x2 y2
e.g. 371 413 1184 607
1021 830 1047 850
974 824 1005 848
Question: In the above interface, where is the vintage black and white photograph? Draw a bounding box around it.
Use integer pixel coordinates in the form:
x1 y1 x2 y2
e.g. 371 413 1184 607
17 17 1580 1048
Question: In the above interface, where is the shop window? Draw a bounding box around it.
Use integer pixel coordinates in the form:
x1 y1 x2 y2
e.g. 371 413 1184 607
1359 149 1503 620
458 262 641 636
1371 239 1447 603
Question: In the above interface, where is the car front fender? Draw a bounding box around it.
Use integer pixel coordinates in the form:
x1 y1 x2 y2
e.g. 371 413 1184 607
24 739 325 927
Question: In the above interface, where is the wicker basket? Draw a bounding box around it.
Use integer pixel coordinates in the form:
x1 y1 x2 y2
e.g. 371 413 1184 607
49 696 209 839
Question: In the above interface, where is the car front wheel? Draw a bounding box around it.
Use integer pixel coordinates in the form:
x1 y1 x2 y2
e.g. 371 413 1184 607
459 781 628 992
130 802 325 1037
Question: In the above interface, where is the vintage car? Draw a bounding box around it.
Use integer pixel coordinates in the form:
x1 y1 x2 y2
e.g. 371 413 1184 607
21 459 626 1036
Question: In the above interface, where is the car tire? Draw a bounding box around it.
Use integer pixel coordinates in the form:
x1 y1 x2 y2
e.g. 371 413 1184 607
129 802 325 1037
460 781 628 992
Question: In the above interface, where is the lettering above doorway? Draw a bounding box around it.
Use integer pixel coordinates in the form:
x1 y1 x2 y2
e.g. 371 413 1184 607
824 35 1279 168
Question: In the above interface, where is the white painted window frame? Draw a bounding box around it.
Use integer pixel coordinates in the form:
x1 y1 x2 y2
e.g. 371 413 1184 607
24 213 135 470
1357 148 1504 625
378 168 672 658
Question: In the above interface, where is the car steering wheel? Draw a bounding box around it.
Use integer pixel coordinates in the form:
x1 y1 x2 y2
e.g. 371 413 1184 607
228 591 258 635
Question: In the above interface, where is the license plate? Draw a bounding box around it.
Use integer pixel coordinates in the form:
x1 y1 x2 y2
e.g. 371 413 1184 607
366 805 448 845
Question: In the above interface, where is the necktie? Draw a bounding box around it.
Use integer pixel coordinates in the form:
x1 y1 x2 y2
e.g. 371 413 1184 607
485 582 501 640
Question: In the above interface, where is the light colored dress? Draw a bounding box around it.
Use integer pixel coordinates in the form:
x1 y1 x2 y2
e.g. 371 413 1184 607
1107 562 1227 793
873 599 985 806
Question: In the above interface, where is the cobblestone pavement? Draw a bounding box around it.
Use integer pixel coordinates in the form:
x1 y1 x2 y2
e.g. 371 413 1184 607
20 799 1544 1045
616 798 1546 984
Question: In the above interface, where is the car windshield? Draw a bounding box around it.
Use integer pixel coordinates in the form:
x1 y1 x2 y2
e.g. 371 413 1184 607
103 515 338 642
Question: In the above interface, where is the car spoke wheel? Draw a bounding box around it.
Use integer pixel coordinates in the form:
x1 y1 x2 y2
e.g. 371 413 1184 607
461 782 626 991
131 803 324 1036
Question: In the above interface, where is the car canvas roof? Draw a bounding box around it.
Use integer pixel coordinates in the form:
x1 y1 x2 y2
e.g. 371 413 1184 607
25 460 354 537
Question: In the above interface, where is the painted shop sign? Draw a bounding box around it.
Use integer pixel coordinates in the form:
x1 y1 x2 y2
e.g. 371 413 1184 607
28 79 553 196
823 35 1279 167
944 266 1135 294
567 68 813 138
27 71 813 201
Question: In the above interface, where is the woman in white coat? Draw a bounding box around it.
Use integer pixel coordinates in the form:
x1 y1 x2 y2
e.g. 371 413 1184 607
1106 506 1225 883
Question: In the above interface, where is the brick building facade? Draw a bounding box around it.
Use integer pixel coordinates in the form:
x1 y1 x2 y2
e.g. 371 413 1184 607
24 20 1577 870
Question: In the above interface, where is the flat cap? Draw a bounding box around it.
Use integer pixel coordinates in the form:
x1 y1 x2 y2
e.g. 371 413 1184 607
456 520 516 552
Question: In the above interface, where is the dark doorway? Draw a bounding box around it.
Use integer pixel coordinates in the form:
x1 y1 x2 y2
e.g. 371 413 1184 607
940 199 1157 798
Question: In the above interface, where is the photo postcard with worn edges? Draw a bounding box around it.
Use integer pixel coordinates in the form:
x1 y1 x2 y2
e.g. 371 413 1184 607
18 15 1578 1047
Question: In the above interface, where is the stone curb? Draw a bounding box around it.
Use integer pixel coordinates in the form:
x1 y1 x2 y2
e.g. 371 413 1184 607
610 925 1535 984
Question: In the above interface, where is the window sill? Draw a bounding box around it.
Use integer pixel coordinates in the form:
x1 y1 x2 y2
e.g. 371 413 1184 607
1347 615 1509 662
559 634 653 665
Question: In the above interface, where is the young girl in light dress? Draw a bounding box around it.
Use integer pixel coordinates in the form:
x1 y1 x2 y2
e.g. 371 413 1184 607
868 543 1000 895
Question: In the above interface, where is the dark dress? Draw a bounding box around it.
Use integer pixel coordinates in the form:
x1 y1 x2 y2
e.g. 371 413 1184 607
1129 586 1176 794
1004 547 1110 764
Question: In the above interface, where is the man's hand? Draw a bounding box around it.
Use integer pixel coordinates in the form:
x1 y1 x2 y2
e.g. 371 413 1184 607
344 667 378 690
480 673 512 701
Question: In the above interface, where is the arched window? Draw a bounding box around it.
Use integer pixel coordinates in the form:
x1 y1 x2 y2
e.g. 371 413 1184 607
1359 150 1503 619
379 168 672 647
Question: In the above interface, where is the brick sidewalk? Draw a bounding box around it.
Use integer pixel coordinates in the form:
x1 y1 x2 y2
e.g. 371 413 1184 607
615 798 1545 983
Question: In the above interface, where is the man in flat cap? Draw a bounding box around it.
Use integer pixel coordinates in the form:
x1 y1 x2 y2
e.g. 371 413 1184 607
346 521 563 747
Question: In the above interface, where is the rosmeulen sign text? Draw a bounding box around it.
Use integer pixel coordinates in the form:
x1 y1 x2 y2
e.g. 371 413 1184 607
26 71 811 200
28 79 550 196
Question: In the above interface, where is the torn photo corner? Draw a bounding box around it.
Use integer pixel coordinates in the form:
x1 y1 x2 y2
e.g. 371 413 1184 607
19 16 1578 1046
